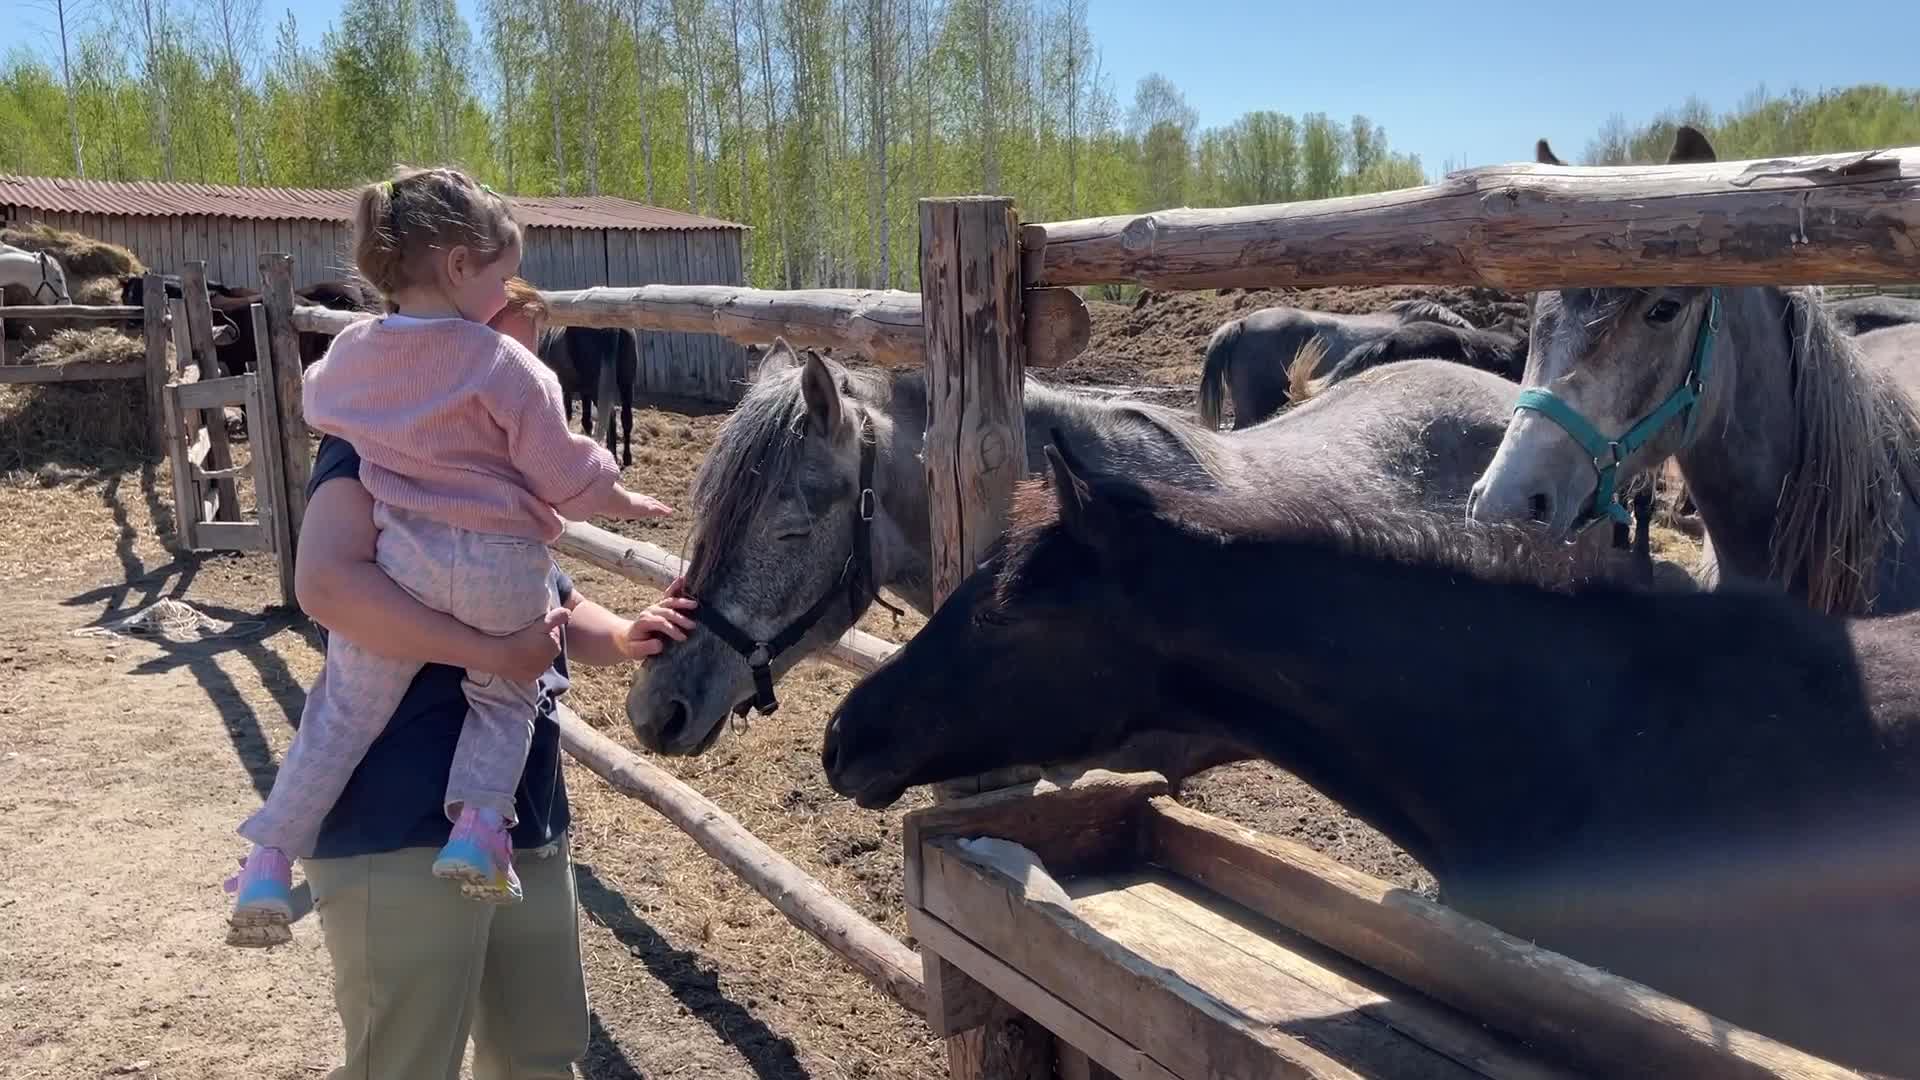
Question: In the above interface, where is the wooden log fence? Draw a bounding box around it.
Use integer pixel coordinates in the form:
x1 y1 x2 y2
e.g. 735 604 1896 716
1030 144 1920 291
554 701 926 1015
231 148 1919 1077
292 282 1092 371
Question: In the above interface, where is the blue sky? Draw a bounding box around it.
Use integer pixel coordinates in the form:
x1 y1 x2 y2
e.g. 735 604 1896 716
28 0 1913 177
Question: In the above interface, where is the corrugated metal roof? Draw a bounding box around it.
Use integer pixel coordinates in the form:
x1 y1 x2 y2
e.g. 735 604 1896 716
0 174 748 232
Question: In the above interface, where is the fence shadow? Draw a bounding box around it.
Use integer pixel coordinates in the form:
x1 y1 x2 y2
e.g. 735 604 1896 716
63 465 311 801
573 863 809 1080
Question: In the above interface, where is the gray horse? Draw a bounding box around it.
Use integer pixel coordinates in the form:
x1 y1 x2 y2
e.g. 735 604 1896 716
628 339 1652 764
1196 299 1473 429
1827 294 1920 337
1470 127 1920 616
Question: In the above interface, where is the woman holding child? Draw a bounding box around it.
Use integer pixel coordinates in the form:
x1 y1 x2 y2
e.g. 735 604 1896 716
225 166 698 1078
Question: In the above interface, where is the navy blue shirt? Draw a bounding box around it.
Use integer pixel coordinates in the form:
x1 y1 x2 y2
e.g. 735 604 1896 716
307 435 573 858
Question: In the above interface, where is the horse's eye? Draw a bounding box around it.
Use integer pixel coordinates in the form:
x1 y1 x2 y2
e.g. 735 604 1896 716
1644 299 1683 325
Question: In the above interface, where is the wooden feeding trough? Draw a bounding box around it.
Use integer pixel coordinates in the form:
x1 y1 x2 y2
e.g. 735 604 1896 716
905 772 1861 1080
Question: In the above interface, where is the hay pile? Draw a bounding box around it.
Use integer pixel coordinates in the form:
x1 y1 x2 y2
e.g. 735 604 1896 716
0 328 164 471
1 223 144 328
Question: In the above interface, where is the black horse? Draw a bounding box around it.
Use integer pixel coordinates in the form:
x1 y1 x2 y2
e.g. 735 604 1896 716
535 325 637 467
823 438 1920 1077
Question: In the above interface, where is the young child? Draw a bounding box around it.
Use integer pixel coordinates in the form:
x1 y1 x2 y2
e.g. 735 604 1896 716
225 166 671 947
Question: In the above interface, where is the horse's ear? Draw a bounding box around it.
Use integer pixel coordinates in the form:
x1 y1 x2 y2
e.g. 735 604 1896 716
1535 138 1565 166
800 348 844 435
1043 441 1093 541
1667 125 1716 164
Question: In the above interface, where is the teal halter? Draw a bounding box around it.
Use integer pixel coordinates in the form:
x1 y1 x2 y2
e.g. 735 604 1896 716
1512 289 1721 529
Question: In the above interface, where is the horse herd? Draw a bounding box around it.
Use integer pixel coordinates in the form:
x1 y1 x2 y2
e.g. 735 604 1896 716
625 129 1920 1075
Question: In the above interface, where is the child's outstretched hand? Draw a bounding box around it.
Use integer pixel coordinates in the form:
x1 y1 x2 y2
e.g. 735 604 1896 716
620 596 698 661
612 487 674 519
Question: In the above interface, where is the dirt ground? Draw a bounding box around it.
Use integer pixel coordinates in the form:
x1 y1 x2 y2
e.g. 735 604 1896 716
0 288 1698 1079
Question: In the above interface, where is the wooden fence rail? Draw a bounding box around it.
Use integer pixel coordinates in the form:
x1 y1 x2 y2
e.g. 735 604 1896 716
553 522 897 675
288 283 1091 370
1030 145 1920 291
554 702 927 1015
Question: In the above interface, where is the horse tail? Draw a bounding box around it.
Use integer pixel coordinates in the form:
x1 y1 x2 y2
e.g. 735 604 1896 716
1286 337 1332 404
1198 319 1244 428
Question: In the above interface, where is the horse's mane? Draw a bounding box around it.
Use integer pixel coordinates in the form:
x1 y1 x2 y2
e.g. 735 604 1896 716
1766 288 1920 614
683 354 892 592
1386 298 1473 329
1001 460 1653 605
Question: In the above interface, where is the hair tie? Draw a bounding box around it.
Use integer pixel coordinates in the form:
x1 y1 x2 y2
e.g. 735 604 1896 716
379 179 394 197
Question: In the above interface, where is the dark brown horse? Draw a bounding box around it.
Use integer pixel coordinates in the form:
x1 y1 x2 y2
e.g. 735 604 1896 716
823 439 1920 1077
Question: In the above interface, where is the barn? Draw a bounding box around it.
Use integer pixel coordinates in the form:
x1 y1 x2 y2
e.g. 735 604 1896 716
0 173 753 401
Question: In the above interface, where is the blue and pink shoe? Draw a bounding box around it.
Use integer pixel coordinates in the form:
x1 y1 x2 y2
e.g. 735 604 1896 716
432 807 522 904
224 845 293 948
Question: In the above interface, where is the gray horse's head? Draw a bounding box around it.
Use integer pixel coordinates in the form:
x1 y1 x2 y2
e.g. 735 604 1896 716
627 339 911 754
1468 126 1722 532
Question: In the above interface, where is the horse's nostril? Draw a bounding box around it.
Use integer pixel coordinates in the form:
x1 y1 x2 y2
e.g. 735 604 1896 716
1528 492 1553 524
660 701 690 745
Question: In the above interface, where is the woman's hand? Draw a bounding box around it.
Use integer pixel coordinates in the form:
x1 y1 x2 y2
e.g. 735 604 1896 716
621 597 698 660
488 608 572 682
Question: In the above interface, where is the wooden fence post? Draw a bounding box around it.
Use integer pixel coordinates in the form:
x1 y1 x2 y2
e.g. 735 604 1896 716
260 254 310 557
180 262 238 521
248 304 298 609
140 273 169 461
918 195 1053 1078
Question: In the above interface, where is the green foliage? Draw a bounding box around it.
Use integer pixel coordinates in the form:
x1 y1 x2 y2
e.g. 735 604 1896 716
1584 85 1920 164
11 2 1908 291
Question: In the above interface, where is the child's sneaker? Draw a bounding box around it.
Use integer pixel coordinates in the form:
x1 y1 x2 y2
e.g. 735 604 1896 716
224 846 294 948
432 807 522 904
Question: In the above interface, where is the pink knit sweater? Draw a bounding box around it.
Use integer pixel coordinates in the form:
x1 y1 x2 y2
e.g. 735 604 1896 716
303 316 622 543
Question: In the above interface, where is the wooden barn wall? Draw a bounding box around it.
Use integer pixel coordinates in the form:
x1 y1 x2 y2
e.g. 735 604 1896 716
5 209 353 292
524 225 750 405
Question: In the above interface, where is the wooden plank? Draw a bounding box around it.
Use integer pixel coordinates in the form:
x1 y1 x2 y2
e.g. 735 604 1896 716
919 840 1362 1079
0 362 146 384
173 374 255 412
1032 145 1920 290
182 262 239 521
1144 799 1862 1080
1073 873 1559 1080
141 273 169 460
551 521 898 676
923 950 999 1039
0 304 143 322
249 303 298 608
1129 875 1566 1080
1056 1046 1120 1080
162 388 199 550
1 288 8 367
910 912 1176 1080
194 521 271 553
1022 288 1090 370
552 703 926 1016
901 771 1166 908
261 254 311 552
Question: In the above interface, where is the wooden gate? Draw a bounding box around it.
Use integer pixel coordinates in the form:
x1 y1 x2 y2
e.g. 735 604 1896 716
161 262 297 608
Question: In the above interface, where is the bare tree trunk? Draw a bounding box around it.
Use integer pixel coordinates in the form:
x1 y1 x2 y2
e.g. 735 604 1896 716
583 0 605 193
679 1 698 211
752 0 789 285
53 0 84 176
866 0 889 286
728 0 751 225
539 0 568 190
631 0 657 203
978 0 995 192
1064 0 1082 214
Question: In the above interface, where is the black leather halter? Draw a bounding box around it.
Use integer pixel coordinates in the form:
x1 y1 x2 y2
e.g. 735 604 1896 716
30 253 63 303
691 415 899 718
